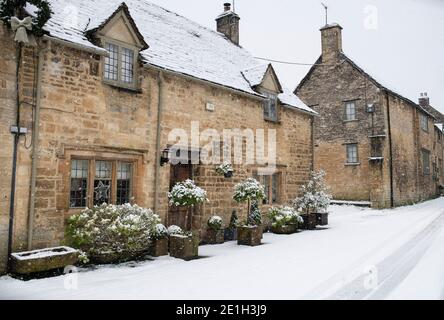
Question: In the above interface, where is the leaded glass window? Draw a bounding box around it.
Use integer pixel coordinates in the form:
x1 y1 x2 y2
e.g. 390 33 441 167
104 43 119 81
345 101 357 121
117 162 132 205
346 144 359 164
94 161 112 205
70 160 89 208
121 48 134 84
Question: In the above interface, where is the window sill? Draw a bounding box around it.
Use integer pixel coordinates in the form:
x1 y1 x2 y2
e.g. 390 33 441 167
103 81 142 94
343 119 359 123
345 163 361 166
264 118 281 124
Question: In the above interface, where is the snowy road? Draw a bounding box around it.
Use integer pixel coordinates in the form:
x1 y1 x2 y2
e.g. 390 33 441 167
1 198 444 300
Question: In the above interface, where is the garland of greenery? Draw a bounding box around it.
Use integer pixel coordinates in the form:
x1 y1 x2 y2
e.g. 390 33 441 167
0 0 52 37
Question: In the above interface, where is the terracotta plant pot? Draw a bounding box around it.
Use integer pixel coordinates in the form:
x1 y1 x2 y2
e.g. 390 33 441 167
169 234 199 260
206 228 225 244
224 228 238 241
315 212 329 226
300 214 317 230
271 224 298 235
237 226 262 246
150 238 169 257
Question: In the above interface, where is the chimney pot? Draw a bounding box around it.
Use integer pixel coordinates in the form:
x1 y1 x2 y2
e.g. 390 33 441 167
216 3 240 45
224 3 231 11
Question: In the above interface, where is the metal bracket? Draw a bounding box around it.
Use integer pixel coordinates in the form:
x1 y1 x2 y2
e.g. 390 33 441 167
10 126 28 135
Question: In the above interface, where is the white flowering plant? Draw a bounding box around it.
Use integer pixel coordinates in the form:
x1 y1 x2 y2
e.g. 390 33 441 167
66 203 160 263
207 216 223 231
215 163 234 176
294 170 332 214
151 223 169 240
233 178 266 203
168 180 208 207
268 206 304 228
167 225 184 236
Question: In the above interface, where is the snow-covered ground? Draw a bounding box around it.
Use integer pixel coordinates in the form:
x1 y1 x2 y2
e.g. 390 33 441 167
1 198 444 300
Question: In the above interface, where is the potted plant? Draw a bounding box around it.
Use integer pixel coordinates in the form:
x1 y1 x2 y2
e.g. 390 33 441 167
268 206 303 235
206 215 225 244
233 178 266 246
294 170 332 229
169 227 199 260
149 224 169 257
216 163 234 178
224 210 239 241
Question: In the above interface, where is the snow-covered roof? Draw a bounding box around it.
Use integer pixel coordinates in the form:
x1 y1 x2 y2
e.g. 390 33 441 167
279 88 318 115
34 0 315 115
435 124 443 132
242 64 270 88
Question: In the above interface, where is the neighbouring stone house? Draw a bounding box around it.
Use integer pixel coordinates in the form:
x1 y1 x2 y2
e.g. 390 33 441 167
296 24 444 209
0 1 316 273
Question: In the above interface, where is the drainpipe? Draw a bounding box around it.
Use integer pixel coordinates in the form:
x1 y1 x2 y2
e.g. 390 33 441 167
7 42 23 270
27 41 47 250
385 92 395 208
153 71 164 215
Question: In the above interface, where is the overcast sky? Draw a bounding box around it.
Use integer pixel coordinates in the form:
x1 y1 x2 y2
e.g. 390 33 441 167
146 0 444 112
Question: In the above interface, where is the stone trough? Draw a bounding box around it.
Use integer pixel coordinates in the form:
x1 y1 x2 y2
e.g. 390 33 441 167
10 246 79 275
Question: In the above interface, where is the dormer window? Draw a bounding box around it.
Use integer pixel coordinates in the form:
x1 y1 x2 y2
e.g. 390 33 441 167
263 91 278 122
103 41 137 88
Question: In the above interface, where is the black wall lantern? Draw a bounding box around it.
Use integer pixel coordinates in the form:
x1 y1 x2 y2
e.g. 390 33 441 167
160 148 170 166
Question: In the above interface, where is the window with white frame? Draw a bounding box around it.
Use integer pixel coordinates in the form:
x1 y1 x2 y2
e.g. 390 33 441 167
104 41 137 88
346 144 359 164
345 101 357 121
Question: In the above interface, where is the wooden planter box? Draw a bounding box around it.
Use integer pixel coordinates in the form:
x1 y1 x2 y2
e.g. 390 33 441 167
206 229 225 244
237 226 262 246
151 238 169 257
10 246 79 275
300 214 317 230
224 228 238 241
170 234 199 260
271 224 298 235
316 212 329 226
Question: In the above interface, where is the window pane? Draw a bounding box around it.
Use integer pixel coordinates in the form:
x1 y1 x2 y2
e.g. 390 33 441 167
346 102 356 120
94 161 112 205
121 47 134 83
262 92 278 121
347 144 358 163
272 174 279 204
423 151 430 175
263 176 270 205
117 162 132 205
104 43 118 81
70 160 88 208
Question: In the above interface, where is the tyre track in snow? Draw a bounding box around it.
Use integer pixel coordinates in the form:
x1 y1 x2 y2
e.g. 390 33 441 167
326 210 444 300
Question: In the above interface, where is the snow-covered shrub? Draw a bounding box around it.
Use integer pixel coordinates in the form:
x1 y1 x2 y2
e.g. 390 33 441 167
233 178 266 203
247 200 262 226
294 170 332 214
167 225 183 236
66 203 160 263
168 180 208 207
268 206 303 228
207 216 223 231
215 163 234 176
151 224 169 240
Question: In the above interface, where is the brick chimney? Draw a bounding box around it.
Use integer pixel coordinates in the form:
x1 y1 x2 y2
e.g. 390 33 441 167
216 3 240 45
320 23 343 62
419 92 430 107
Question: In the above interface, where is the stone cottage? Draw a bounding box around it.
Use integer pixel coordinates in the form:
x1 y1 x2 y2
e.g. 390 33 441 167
0 1 316 273
296 24 444 208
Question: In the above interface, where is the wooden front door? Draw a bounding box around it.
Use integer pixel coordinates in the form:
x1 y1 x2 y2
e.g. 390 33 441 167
169 164 193 230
